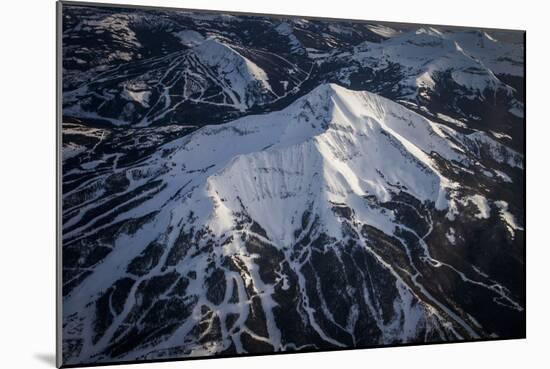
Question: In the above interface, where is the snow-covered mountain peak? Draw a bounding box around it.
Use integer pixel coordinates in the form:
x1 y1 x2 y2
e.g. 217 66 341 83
154 83 523 249
347 27 518 101
190 39 274 110
286 83 460 153
124 84 472 245
442 30 524 76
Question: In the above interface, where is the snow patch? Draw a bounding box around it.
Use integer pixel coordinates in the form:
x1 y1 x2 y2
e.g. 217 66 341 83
466 194 490 219
445 228 456 244
494 200 523 238
173 29 205 47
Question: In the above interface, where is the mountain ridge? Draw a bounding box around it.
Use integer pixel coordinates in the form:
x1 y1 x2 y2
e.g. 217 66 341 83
62 83 524 364
61 6 525 366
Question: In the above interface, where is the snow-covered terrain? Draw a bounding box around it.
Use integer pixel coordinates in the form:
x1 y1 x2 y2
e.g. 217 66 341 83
61 4 525 366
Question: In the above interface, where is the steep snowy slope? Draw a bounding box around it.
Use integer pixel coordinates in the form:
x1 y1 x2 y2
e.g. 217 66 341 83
62 84 524 364
442 29 524 77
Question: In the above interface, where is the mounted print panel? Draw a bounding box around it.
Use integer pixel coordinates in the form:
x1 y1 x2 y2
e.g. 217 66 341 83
57 1 525 367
